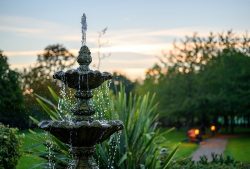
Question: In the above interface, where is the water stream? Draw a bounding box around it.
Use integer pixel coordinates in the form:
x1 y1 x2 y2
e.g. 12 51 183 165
67 130 76 169
45 131 55 169
93 80 112 120
108 131 121 169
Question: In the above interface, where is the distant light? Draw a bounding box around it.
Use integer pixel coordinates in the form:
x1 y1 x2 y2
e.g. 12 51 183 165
210 125 216 131
195 129 200 135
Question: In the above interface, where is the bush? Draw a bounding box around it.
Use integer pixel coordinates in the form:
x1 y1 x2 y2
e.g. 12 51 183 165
29 85 177 168
0 123 22 169
0 51 27 129
95 85 177 169
169 154 250 169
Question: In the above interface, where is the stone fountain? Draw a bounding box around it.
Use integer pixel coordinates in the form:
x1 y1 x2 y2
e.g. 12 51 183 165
38 13 124 169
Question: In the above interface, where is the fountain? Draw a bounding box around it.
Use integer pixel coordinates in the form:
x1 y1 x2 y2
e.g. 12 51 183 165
38 13 124 169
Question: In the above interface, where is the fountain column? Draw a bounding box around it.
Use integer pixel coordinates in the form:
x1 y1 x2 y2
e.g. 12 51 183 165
71 147 98 169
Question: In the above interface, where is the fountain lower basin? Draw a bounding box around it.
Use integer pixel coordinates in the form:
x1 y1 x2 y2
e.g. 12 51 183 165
39 120 123 147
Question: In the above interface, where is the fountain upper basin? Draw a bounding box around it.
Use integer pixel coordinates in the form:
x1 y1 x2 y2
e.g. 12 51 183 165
53 69 112 90
39 120 123 147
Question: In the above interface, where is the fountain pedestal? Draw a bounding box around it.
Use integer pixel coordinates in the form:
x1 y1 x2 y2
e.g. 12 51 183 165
71 147 98 169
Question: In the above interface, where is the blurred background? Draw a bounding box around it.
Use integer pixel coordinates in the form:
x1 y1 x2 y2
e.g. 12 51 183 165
0 0 250 168
1 0 249 79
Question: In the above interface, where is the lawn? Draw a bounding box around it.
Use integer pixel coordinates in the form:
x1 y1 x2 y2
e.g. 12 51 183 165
224 135 250 163
16 130 45 169
161 128 198 159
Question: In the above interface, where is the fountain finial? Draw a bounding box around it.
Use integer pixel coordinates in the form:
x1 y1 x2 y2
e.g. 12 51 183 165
78 13 91 71
81 13 87 46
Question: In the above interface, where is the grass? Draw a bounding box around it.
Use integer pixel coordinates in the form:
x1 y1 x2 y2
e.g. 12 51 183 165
16 130 45 169
224 135 250 163
161 128 198 159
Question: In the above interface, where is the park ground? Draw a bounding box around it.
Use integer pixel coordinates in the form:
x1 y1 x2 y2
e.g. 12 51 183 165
16 128 250 169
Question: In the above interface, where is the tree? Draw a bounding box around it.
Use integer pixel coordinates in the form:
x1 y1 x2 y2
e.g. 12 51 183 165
159 31 249 74
198 49 250 132
23 44 75 89
138 31 250 130
0 50 27 128
22 44 75 120
110 72 135 95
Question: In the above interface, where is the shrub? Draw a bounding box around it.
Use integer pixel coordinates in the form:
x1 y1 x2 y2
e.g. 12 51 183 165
169 154 250 169
0 123 22 169
95 85 177 169
29 85 177 168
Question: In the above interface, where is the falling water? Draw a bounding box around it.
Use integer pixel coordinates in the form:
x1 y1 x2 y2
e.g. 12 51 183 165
45 132 55 169
93 80 112 120
107 131 121 169
58 80 74 123
67 130 76 169
57 82 65 120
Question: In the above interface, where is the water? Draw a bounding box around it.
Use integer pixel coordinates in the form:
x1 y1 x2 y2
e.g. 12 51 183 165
78 74 81 91
107 131 121 169
81 13 87 46
67 130 76 169
58 81 74 123
93 80 112 120
45 132 55 169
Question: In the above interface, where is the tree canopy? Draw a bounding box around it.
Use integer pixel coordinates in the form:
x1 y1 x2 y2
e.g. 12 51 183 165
138 31 250 132
0 51 27 128
22 44 75 121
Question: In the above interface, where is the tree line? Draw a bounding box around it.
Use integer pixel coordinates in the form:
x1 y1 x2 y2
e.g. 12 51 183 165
1 30 250 133
138 31 250 133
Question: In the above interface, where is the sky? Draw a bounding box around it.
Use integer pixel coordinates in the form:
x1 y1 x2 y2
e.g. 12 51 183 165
0 0 249 80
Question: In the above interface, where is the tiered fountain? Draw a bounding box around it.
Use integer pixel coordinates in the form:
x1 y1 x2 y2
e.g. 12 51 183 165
38 13 124 169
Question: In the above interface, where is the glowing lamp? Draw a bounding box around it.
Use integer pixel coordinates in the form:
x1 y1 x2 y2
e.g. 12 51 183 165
210 125 216 131
195 129 200 135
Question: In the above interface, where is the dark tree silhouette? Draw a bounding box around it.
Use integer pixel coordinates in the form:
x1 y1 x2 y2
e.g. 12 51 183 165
0 50 27 128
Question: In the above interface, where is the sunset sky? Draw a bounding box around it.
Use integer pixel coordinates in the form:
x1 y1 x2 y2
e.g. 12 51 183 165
0 0 249 80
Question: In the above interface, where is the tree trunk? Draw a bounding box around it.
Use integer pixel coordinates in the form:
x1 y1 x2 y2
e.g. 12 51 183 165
224 115 229 133
230 115 235 134
248 115 250 127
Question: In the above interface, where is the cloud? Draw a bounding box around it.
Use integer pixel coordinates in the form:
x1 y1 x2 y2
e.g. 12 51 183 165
6 50 157 80
10 63 34 70
2 15 248 80
0 15 77 40
4 50 42 57
0 25 44 34
108 68 147 81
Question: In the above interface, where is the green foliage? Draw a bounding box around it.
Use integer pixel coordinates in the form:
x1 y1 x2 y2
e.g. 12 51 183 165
28 87 73 168
0 51 27 128
109 72 136 95
170 154 250 169
198 49 250 114
160 129 198 160
224 135 250 162
22 129 70 168
196 49 250 132
22 44 75 121
95 85 177 169
0 123 22 169
16 130 45 169
138 31 250 129
29 85 178 168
